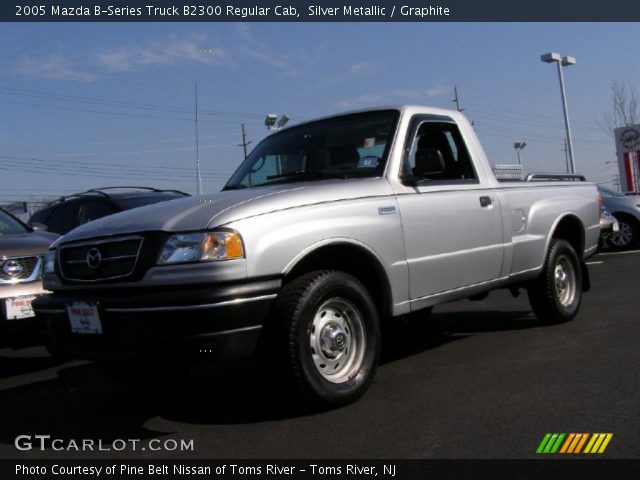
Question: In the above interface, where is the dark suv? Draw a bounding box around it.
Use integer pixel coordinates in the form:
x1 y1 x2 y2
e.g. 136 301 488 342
29 187 189 235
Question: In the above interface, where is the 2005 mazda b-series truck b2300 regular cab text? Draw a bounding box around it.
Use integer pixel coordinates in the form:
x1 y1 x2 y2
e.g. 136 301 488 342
34 106 600 407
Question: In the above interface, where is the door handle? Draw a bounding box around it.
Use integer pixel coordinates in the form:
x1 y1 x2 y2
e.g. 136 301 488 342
479 196 492 207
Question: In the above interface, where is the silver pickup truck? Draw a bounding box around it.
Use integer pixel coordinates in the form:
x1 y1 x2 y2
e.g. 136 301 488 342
34 106 599 407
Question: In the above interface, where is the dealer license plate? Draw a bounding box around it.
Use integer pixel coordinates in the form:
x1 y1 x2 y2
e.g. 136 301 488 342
66 302 102 334
4 295 36 320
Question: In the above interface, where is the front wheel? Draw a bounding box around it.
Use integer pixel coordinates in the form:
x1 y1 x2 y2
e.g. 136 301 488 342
527 239 583 324
606 215 638 250
266 270 380 407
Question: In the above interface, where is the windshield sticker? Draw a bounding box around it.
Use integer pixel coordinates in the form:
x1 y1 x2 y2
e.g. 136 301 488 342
357 156 380 168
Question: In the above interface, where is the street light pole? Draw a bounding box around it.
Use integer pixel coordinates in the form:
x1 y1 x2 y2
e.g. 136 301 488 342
541 52 576 174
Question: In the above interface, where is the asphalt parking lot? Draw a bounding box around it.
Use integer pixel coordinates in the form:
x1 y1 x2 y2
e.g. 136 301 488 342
1 250 639 460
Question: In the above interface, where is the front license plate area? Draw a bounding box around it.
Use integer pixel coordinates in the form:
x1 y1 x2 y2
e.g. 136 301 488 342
66 302 102 334
4 295 36 320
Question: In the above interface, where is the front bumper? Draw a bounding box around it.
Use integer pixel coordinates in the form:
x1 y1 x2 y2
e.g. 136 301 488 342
32 278 280 361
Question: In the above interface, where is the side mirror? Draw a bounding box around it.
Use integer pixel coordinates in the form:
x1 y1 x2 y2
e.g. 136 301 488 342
413 148 446 177
30 222 48 231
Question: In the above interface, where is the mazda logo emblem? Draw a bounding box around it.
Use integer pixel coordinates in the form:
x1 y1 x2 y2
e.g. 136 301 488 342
2 260 23 277
86 248 102 269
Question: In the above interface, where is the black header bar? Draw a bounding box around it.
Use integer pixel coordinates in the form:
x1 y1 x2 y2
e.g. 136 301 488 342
3 0 640 22
3 459 640 480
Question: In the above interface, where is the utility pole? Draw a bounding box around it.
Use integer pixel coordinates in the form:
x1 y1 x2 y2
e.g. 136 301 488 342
194 82 203 196
238 123 252 160
452 86 464 112
564 139 570 173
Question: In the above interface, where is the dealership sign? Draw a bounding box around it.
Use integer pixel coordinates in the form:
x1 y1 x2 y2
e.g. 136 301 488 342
615 125 640 192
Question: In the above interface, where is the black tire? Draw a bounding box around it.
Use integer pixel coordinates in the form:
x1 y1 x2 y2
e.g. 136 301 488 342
606 214 639 250
527 239 582 324
265 270 380 407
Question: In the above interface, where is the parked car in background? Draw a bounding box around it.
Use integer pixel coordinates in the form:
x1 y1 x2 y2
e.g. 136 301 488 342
0 208 58 348
598 201 619 250
597 184 640 250
29 187 189 235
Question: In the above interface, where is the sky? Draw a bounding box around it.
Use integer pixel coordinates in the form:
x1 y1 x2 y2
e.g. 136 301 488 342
1 22 639 206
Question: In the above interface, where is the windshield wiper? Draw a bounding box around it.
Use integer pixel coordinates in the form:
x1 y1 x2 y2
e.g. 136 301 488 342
265 170 346 183
222 183 248 191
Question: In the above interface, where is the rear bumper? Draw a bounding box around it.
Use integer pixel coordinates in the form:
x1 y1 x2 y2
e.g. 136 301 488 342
33 278 280 361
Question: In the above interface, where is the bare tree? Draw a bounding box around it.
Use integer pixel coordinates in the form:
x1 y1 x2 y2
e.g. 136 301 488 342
599 78 640 137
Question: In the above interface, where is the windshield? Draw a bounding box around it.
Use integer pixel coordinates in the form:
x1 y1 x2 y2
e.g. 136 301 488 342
0 208 29 235
224 110 399 189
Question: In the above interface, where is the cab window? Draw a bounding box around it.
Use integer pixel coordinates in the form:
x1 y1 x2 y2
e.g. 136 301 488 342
403 121 477 182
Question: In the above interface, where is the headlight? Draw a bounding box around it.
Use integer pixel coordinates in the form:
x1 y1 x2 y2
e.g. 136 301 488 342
158 231 244 265
44 250 56 274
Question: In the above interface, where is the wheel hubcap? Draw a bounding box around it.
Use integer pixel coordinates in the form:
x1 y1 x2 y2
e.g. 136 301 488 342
310 298 366 384
609 221 633 247
319 323 348 358
554 256 576 307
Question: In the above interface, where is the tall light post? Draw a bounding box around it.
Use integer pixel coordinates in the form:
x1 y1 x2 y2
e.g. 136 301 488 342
514 141 526 165
541 52 576 174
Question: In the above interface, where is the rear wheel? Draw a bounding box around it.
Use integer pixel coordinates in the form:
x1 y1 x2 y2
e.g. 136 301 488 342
527 239 582 323
607 214 639 250
266 270 380 407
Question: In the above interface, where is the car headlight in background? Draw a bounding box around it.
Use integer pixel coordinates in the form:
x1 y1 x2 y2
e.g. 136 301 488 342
158 231 244 265
44 250 56 274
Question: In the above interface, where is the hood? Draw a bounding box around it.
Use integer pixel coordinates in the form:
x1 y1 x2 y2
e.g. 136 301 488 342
58 179 393 244
0 230 59 257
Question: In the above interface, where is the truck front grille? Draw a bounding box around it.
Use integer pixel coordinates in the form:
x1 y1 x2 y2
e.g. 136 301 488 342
59 236 143 282
0 256 41 283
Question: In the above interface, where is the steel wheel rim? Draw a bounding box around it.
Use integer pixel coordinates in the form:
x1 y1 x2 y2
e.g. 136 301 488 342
609 222 632 247
554 255 576 307
309 297 366 384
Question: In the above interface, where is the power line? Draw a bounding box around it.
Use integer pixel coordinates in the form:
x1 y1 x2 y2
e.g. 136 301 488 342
4 99 264 126
0 154 235 175
0 85 268 120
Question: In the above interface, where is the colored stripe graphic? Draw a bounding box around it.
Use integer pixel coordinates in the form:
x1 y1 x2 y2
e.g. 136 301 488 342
583 433 598 453
574 433 588 453
624 152 634 191
559 433 575 453
536 434 552 453
538 433 613 454
536 433 565 453
550 433 565 453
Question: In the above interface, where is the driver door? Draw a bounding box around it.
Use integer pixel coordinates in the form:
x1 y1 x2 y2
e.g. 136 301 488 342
396 117 505 301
